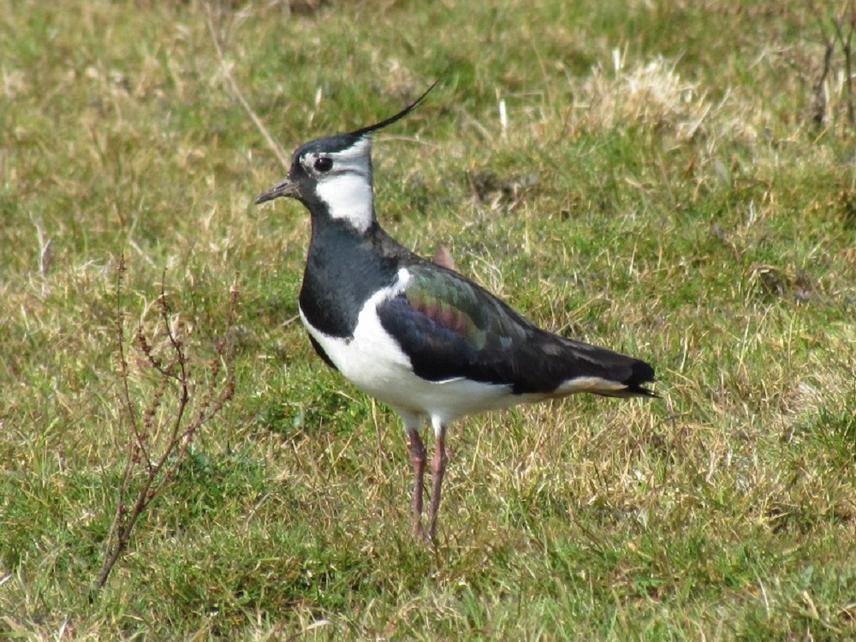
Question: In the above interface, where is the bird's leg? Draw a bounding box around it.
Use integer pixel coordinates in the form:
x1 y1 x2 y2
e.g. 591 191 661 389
406 428 427 541
428 422 448 542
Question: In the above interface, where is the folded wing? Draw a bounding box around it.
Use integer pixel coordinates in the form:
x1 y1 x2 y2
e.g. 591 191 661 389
377 263 655 397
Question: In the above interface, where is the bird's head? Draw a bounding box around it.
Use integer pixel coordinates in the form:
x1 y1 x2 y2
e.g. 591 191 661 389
255 83 437 234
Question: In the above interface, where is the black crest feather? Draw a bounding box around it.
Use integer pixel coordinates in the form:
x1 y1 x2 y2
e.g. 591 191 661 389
347 80 439 138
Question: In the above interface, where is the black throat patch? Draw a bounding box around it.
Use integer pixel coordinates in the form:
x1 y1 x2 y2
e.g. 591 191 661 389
298 216 403 339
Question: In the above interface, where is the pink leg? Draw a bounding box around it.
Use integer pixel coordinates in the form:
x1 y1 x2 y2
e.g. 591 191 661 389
428 423 448 542
407 428 427 540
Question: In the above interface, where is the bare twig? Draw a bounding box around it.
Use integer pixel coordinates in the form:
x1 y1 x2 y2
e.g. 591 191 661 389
831 3 856 126
812 0 856 129
812 7 835 127
94 257 238 592
114 255 151 466
204 4 289 169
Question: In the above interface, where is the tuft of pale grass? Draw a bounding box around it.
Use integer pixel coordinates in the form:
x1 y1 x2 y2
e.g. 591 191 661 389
577 51 712 140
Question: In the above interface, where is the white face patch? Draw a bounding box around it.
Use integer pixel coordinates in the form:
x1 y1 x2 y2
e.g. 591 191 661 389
304 137 375 234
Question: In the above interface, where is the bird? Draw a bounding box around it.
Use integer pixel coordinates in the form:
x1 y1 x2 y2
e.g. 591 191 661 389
255 85 656 542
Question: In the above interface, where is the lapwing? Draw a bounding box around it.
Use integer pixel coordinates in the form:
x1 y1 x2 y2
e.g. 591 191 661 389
255 86 656 542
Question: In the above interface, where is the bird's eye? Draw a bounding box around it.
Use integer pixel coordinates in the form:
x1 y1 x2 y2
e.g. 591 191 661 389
314 157 333 173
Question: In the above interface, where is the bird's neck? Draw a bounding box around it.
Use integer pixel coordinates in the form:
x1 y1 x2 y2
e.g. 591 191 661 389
299 215 402 338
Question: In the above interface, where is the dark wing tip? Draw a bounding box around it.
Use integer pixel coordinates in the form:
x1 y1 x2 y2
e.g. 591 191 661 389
633 360 655 383
585 357 658 398
625 360 658 397
347 80 440 139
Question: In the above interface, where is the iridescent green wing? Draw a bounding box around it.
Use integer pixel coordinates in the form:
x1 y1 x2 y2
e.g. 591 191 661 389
376 263 537 383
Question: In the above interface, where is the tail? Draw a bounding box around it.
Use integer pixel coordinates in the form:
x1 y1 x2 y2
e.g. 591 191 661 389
549 335 657 399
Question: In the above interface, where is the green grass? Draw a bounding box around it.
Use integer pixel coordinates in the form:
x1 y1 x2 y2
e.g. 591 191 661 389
2 0 856 638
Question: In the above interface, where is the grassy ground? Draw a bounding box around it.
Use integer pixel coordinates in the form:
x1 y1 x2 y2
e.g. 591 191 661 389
2 0 856 639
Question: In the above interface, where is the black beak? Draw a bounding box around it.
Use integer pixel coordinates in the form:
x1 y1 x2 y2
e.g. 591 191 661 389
255 178 300 204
